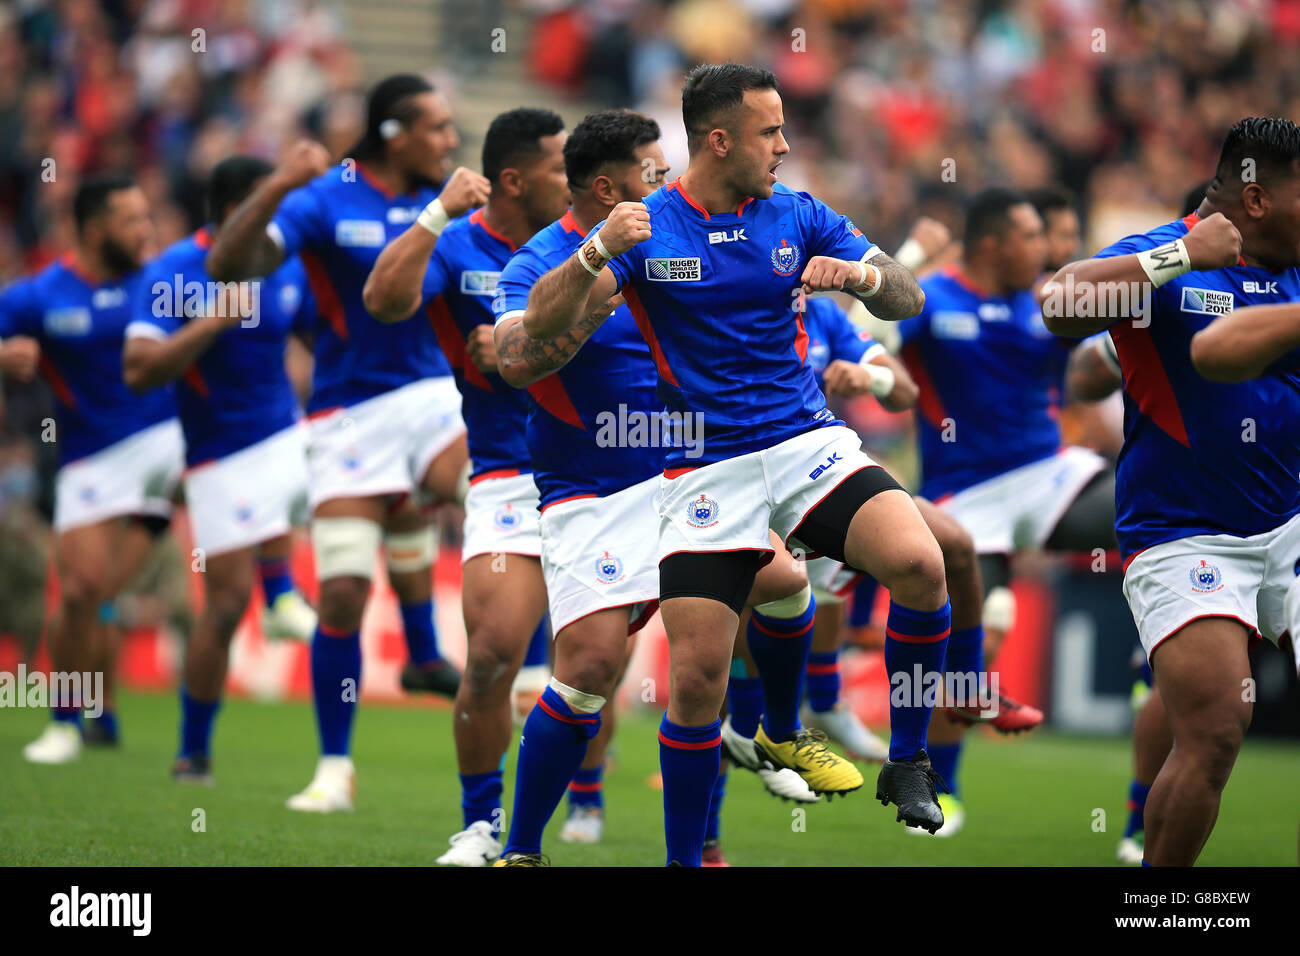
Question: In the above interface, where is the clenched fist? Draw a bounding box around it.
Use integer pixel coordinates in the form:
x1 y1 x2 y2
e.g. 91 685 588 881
466 324 498 374
596 202 651 257
1183 211 1242 271
908 216 952 260
272 140 332 192
801 256 869 294
439 167 492 219
0 336 40 381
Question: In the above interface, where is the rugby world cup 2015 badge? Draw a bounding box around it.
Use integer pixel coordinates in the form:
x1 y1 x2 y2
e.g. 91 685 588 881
494 503 521 531
595 550 625 584
1189 559 1224 593
771 239 801 276
685 494 720 528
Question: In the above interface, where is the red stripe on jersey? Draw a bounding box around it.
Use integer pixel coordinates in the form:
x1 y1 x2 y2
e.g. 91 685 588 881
623 284 681 387
794 308 809 364
667 178 710 220
540 493 597 513
737 197 754 216
193 227 212 249
182 364 210 399
942 264 992 298
663 466 697 479
300 252 348 341
1110 321 1190 447
470 209 518 251
525 374 584 429
469 467 520 486
900 343 947 429
307 405 343 421
425 296 492 391
38 355 76 408
559 209 583 235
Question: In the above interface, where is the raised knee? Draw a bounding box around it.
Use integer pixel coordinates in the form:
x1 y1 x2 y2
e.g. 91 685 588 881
462 638 516 696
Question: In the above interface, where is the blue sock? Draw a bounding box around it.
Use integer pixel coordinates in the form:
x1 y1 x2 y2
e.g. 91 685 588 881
310 626 361 756
944 624 985 707
524 617 550 668
399 598 441 666
461 770 503 830
726 674 763 738
747 595 816 742
1125 780 1151 837
849 575 879 628
90 709 119 741
705 768 727 842
52 705 82 727
568 764 604 809
505 686 600 855
1141 859 1152 867
258 556 294 605
928 741 962 799
884 598 951 761
659 716 721 866
806 649 841 713
179 689 220 757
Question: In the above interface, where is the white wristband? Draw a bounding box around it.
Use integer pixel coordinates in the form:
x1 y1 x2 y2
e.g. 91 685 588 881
894 237 927 273
854 261 883 298
575 244 603 277
865 363 896 398
591 231 612 260
417 198 449 237
1136 237 1192 288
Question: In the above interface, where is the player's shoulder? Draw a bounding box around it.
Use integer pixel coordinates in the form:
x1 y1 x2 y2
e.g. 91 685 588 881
1094 217 1189 258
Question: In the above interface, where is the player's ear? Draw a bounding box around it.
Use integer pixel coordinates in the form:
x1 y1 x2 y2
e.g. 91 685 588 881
498 167 524 199
707 127 729 158
1240 182 1269 220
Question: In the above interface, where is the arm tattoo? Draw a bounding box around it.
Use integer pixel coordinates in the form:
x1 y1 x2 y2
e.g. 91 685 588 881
861 252 926 320
500 301 615 380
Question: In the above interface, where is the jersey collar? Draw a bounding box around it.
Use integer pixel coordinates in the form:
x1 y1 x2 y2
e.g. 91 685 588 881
356 161 422 202
666 177 755 220
944 263 996 299
193 226 212 249
559 209 583 235
60 252 105 287
470 209 518 252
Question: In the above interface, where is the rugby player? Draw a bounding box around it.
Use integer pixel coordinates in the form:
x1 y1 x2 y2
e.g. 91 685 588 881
1044 117 1300 866
122 156 320 783
510 65 949 864
206 74 487 811
0 174 183 764
363 107 570 864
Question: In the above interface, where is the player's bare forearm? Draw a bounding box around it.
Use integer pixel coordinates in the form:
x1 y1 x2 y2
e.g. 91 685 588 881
852 254 925 321
496 300 615 387
205 179 291 280
522 256 617 340
1191 303 1300 382
1042 256 1154 337
363 225 440 322
122 316 227 392
1066 342 1122 402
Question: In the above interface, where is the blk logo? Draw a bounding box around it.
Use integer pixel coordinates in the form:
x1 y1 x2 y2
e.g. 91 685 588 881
708 228 747 244
809 452 842 480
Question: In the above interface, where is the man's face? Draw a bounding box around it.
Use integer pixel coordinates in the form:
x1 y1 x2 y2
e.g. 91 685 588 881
93 186 153 273
994 203 1048 291
610 141 670 203
1259 169 1300 268
1042 208 1081 272
724 87 789 200
394 91 460 185
517 131 572 230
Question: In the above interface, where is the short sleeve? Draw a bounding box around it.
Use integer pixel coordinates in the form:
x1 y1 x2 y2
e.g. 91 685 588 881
269 182 329 258
422 243 454 304
801 194 878 263
816 298 873 364
1093 229 1167 260
494 243 547 325
282 257 318 336
0 278 40 340
126 260 180 340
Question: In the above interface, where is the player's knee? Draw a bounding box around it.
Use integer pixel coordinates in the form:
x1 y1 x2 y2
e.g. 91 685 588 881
878 538 947 609
933 518 976 580
1192 722 1246 791
563 650 621 700
462 631 519 698
60 568 108 611
317 575 370 632
206 579 252 638
670 656 729 712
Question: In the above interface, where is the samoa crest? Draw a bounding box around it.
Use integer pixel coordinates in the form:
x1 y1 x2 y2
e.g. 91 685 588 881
1188 559 1223 593
494 502 521 531
771 239 801 276
595 550 625 584
685 494 720 528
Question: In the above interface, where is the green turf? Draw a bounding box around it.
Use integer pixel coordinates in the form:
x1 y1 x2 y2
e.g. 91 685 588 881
2 689 1297 865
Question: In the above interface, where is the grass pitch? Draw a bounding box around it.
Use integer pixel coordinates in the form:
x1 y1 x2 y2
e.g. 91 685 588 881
2 689 1297 866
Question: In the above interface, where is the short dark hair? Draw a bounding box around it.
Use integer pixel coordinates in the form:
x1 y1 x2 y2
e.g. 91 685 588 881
73 173 136 233
1181 179 1212 217
963 187 1032 247
1212 117 1300 193
564 109 661 188
1027 186 1074 223
351 73 436 162
207 156 274 225
481 108 566 183
681 62 778 153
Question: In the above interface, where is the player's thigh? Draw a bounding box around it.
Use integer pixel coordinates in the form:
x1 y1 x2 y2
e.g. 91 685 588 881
843 489 945 597
1150 616 1253 756
102 518 160 596
55 519 119 601
660 594 739 681
553 607 634 696
914 496 977 572
420 431 469 503
202 547 257 624
461 552 547 661
749 530 809 607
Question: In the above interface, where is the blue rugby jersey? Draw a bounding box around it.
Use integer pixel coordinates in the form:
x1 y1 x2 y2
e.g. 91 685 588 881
424 209 531 479
600 179 879 468
1092 212 1300 562
802 295 885 382
0 256 175 464
493 209 662 507
897 265 1072 500
263 162 452 413
128 227 315 467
